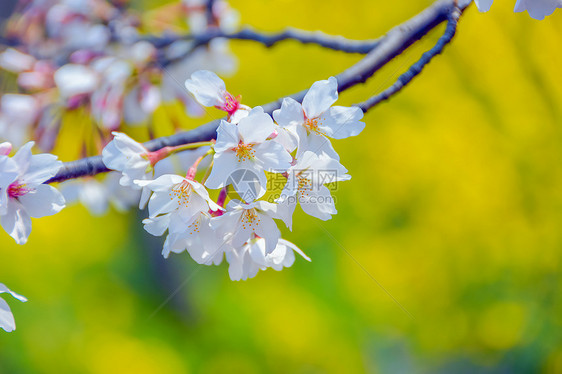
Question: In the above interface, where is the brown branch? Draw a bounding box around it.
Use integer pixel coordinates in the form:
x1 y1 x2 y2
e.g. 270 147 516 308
46 0 472 185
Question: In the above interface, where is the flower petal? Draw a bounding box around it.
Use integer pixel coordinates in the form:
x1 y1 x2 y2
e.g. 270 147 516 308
237 107 275 144
184 70 226 107
319 106 365 140
474 0 494 12
18 184 65 218
1 199 32 245
0 297 16 332
21 154 63 186
302 76 338 119
273 97 305 128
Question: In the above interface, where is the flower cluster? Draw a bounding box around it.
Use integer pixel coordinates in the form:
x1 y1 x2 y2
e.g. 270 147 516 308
0 142 66 245
475 0 561 19
101 70 364 280
0 0 239 214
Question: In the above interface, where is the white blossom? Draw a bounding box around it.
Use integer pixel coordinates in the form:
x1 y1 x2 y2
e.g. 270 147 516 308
226 237 310 281
205 107 292 200
0 283 27 333
185 70 248 117
0 142 65 245
102 132 153 208
272 77 365 160
160 212 224 265
211 200 285 254
138 174 223 238
278 151 350 225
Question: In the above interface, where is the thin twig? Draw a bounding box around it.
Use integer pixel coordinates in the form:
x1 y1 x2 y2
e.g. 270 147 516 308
357 8 461 112
46 0 472 185
144 26 381 56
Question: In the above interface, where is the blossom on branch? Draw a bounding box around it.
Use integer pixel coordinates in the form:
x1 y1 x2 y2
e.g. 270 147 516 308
102 132 154 208
0 142 65 245
273 77 365 160
185 70 249 119
205 107 292 199
277 151 350 225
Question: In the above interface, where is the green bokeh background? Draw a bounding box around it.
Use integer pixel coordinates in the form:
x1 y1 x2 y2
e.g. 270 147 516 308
2 0 562 373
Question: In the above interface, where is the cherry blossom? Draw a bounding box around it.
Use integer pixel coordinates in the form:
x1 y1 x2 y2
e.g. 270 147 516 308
0 283 27 333
102 132 153 207
272 77 365 160
0 142 65 245
160 212 224 265
226 237 310 281
277 151 350 225
138 174 223 236
211 199 286 254
205 107 292 199
185 70 248 117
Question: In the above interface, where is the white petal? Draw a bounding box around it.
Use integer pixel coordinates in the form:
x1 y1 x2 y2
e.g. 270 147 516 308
514 0 561 19
54 64 99 98
184 70 226 107
143 214 171 236
0 283 27 302
474 0 494 12
302 76 338 119
299 185 337 221
253 141 292 172
12 142 34 176
18 184 65 218
279 238 311 262
319 106 365 140
204 151 239 190
237 107 275 144
1 199 32 244
214 120 241 153
298 131 340 161
273 97 305 128
139 174 184 191
22 154 62 186
0 298 16 332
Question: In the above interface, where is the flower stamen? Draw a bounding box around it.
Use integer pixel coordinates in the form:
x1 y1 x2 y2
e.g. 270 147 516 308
7 182 32 198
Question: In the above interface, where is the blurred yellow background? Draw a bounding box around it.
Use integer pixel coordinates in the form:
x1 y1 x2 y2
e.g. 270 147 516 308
1 0 562 373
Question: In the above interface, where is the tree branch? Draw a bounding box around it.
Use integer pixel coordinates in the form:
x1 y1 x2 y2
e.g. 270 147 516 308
357 8 461 112
46 0 472 185
145 26 381 63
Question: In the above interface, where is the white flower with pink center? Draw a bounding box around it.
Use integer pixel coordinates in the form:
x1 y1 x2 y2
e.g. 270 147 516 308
0 283 27 333
184 70 249 118
0 142 65 245
272 77 365 160
205 107 292 200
